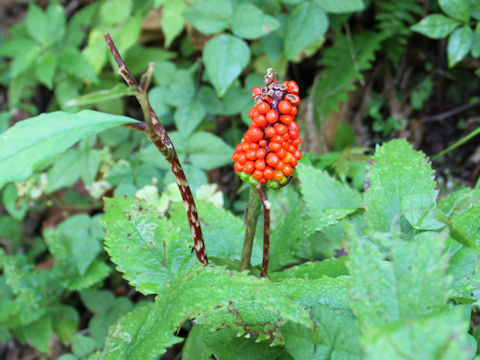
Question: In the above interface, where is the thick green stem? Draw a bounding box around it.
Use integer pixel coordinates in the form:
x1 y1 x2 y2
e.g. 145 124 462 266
240 185 262 271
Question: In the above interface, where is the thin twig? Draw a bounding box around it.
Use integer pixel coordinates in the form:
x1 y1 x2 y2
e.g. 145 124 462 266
104 32 208 264
256 183 271 278
423 101 480 123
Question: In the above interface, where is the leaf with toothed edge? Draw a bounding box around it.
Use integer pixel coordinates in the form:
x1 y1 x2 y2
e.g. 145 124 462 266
91 266 312 360
101 197 198 294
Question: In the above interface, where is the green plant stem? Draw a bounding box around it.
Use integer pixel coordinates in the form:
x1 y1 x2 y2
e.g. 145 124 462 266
240 185 262 272
432 127 480 160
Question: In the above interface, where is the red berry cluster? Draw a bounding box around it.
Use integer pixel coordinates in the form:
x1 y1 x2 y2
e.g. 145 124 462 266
232 69 302 189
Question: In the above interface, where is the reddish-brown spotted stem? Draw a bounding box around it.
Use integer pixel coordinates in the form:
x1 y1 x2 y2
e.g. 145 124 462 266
104 32 208 265
256 183 271 278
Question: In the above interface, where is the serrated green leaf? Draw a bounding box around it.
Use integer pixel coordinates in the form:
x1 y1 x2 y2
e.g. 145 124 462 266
298 163 363 214
25 3 48 45
411 14 460 39
101 197 197 294
447 26 472 67
0 110 138 188
283 305 362 360
345 224 450 328
270 258 348 282
203 34 250 96
439 0 470 22
34 53 56 89
174 100 205 137
96 267 312 359
315 0 364 13
284 2 328 60
364 139 438 233
183 0 232 35
185 132 234 170
231 3 280 40
363 306 475 360
162 0 186 47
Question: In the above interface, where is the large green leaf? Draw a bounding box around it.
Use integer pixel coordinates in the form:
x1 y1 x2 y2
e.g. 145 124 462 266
203 34 250 96
283 305 362 360
93 267 312 359
284 2 328 60
0 110 138 188
183 0 232 35
315 0 364 13
101 197 197 295
411 14 460 39
174 100 205 138
439 0 470 22
297 163 362 214
231 3 280 40
363 139 438 233
185 132 234 170
447 26 472 67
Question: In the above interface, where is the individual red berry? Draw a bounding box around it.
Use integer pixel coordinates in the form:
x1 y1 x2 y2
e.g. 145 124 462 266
276 147 286 158
242 143 250 151
243 161 254 174
252 86 262 97
266 110 279 124
283 165 293 176
254 115 268 127
280 115 293 125
236 144 242 152
290 107 298 117
290 157 298 167
288 94 301 105
287 144 296 154
256 148 267 159
292 138 302 146
246 149 257 160
266 153 279 167
271 135 283 143
264 127 276 137
248 127 263 142
269 142 281 152
276 161 286 171
234 162 243 172
287 81 299 94
256 101 270 115
263 96 272 103
237 152 247 164
283 152 294 164
273 170 284 182
253 169 263 180
293 149 302 160
264 167 274 180
232 152 239 161
255 159 266 170
278 100 292 114
249 107 258 120
274 123 288 135
259 139 267 147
